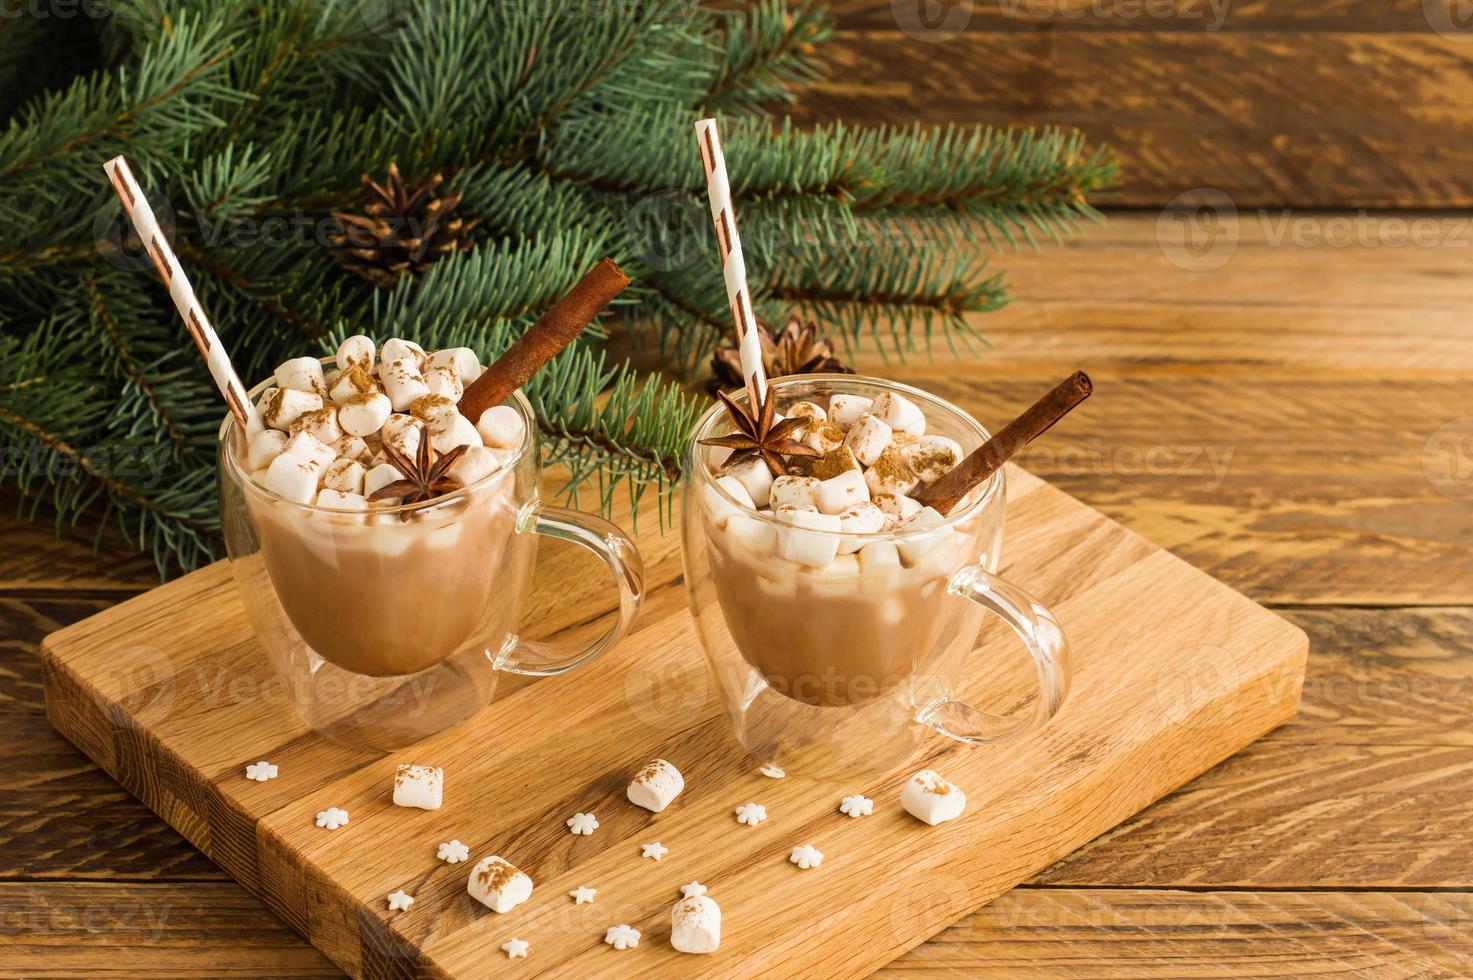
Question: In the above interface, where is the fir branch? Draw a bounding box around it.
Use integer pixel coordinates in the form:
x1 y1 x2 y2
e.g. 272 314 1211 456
704 0 833 114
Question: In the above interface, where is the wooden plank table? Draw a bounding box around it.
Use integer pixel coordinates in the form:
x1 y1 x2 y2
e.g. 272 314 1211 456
3 211 1471 975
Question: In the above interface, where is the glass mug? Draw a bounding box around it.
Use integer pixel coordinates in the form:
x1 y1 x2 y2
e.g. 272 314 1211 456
219 361 644 750
681 376 1070 776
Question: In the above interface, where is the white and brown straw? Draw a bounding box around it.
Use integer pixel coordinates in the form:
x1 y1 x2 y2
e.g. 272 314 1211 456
694 118 766 408
102 155 263 437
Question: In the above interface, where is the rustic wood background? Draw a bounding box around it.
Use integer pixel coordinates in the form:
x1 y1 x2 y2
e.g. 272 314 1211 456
4 210 1471 975
802 1 1473 208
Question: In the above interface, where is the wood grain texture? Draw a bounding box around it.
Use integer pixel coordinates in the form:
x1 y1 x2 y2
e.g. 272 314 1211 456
799 8 1473 207
39 467 1306 977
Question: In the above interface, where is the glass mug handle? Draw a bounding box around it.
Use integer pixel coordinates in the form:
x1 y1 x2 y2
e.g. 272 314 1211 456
493 502 645 677
917 565 1071 744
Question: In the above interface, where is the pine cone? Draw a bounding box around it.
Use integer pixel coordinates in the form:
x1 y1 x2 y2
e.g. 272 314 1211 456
328 163 478 288
707 315 854 396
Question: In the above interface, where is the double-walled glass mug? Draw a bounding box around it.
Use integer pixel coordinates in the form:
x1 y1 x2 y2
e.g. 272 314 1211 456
219 360 644 750
681 376 1070 776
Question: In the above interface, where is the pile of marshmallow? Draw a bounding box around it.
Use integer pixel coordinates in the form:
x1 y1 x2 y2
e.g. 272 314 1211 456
705 390 967 568
242 336 525 510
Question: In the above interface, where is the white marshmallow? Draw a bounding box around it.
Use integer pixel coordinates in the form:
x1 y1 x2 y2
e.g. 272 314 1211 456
906 434 964 483
423 366 463 401
410 393 458 427
468 856 533 913
381 338 426 369
843 412 893 467
627 759 684 813
283 432 337 471
274 356 326 396
364 462 405 498
858 540 901 573
429 413 482 454
770 475 819 510
837 500 887 554
260 387 323 432
392 763 443 810
896 505 948 566
874 491 923 529
264 453 322 504
475 404 525 450
723 456 773 509
289 406 343 446
447 446 508 488
802 420 846 454
871 391 927 436
703 475 756 530
379 414 422 457
671 895 721 954
333 435 372 465
335 334 376 372
706 444 734 470
245 429 288 471
322 457 365 494
828 394 873 430
816 468 869 515
380 356 429 412
864 447 920 497
726 513 778 556
786 400 827 425
778 509 841 568
329 363 377 406
901 769 967 826
315 488 367 511
428 346 481 384
337 390 392 438
774 502 817 523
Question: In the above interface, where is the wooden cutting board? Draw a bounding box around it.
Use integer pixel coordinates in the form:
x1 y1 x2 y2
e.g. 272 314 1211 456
41 466 1306 978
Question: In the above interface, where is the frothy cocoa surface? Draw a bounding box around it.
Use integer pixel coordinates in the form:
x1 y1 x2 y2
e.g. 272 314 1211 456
246 476 516 676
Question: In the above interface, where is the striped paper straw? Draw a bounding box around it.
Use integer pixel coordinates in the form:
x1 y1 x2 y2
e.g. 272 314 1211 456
694 118 767 408
102 155 264 438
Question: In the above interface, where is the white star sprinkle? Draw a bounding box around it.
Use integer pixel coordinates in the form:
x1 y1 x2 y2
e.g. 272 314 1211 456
734 802 767 825
680 881 707 898
790 844 824 869
315 807 349 829
604 924 641 949
566 812 599 835
437 839 469 864
641 841 668 861
760 764 785 778
245 761 277 782
570 886 597 905
839 794 874 818
386 889 414 912
501 937 529 959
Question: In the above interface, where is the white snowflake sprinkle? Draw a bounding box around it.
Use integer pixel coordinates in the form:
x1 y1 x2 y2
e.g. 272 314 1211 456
839 795 874 818
437 839 469 864
566 811 599 835
501 937 529 959
734 802 767 826
760 764 785 778
315 807 349 830
641 841 668 861
604 924 641 949
569 885 597 905
680 881 707 898
790 844 824 869
245 761 277 782
386 889 414 912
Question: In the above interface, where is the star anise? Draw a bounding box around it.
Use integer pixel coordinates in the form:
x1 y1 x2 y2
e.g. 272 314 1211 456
706 315 853 396
369 429 468 513
700 384 819 476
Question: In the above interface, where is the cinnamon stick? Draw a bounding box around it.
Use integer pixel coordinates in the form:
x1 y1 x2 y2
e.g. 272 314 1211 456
912 371 1093 515
457 258 630 421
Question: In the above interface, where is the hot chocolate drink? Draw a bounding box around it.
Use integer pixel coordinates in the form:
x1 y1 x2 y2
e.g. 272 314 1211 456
232 335 530 676
697 386 995 707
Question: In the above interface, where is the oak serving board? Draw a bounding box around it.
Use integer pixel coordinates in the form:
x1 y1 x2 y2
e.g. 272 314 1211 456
41 466 1306 978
